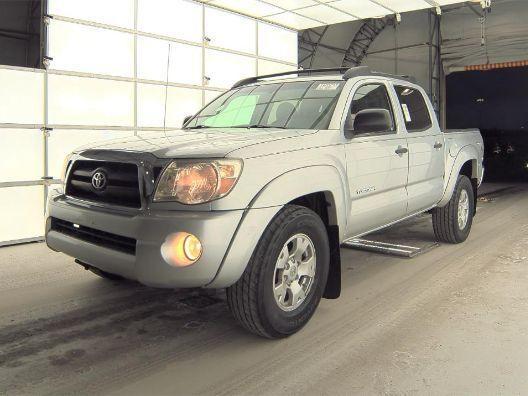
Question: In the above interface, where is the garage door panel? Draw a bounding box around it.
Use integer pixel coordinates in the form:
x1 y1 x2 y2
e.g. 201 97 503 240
205 50 256 89
0 68 44 125
137 84 203 128
48 74 134 127
258 22 298 64
137 0 202 43
48 20 134 78
0 4 297 244
0 129 44 182
48 0 134 29
0 186 44 243
137 36 202 86
205 7 256 54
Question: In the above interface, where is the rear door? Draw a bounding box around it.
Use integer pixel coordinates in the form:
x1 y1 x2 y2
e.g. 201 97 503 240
343 81 409 238
393 84 445 214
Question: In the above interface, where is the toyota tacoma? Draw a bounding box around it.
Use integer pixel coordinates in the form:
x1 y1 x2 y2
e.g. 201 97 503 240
46 66 484 338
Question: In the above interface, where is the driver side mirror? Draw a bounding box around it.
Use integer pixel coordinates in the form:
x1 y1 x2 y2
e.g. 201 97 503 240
182 115 193 127
346 108 393 136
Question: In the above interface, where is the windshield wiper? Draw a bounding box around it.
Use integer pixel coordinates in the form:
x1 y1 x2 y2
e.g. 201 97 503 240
233 124 287 129
187 124 288 130
185 125 212 129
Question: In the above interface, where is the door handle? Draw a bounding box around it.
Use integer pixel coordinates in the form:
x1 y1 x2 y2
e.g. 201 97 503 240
434 142 443 149
395 146 408 155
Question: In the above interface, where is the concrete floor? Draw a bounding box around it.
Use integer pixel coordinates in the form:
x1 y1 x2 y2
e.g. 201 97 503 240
1 184 527 395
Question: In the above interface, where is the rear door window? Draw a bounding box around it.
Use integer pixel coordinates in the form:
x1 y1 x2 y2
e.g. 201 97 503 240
394 85 432 132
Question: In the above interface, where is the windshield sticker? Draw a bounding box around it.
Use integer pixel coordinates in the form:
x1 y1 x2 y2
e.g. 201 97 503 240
315 82 340 91
401 103 412 122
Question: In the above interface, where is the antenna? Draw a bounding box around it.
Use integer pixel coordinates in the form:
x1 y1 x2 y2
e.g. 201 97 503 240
163 43 171 137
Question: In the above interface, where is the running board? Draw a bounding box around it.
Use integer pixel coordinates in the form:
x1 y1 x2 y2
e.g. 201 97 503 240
342 238 439 258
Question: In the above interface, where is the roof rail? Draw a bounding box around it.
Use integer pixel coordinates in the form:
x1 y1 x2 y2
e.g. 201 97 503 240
231 67 349 88
372 71 418 83
344 66 417 83
231 66 416 89
342 66 370 79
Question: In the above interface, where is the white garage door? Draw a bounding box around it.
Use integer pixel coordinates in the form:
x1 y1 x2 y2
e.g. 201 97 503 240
0 0 298 245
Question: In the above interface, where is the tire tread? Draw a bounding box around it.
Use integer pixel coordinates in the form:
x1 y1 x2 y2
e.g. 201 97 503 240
226 205 319 338
432 175 473 244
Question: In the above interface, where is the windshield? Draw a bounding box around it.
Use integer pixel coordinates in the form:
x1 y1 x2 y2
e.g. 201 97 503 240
185 80 345 130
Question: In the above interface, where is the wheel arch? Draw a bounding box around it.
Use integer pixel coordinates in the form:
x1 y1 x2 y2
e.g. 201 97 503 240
250 165 347 233
251 166 346 299
206 166 346 295
438 146 480 208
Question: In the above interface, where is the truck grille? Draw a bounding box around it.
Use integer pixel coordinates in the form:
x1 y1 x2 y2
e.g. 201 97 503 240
65 160 141 208
50 218 137 255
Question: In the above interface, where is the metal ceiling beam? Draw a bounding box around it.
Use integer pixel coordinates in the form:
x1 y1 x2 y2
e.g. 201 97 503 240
467 2 485 17
299 15 393 69
342 16 393 67
422 0 440 7
298 26 329 69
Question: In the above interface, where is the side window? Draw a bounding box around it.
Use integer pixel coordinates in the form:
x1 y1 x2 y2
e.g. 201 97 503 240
394 85 432 132
346 84 395 134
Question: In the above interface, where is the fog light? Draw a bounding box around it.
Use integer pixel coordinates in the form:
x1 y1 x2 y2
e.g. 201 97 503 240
161 232 202 267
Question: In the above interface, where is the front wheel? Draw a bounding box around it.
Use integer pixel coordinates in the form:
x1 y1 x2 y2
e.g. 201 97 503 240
226 205 329 339
432 175 475 243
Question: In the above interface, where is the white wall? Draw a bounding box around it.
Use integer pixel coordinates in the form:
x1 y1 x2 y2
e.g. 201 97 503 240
0 0 298 244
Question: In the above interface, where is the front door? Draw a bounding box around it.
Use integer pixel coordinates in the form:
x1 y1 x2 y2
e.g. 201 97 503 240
393 85 445 214
343 82 409 238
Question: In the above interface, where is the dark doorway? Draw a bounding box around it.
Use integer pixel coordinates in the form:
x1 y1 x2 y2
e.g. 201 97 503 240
0 0 43 69
446 66 528 182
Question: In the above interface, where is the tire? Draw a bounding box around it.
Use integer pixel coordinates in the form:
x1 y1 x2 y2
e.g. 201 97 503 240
226 205 330 339
432 175 474 244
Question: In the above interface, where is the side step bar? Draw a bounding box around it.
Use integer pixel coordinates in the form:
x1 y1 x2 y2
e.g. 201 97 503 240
342 238 439 258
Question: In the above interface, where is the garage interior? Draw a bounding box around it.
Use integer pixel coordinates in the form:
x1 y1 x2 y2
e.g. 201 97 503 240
1 0 528 394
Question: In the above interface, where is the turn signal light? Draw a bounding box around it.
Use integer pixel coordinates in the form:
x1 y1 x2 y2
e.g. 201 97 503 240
161 232 203 267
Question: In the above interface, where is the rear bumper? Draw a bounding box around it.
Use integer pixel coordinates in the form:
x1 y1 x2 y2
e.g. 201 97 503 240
45 191 244 288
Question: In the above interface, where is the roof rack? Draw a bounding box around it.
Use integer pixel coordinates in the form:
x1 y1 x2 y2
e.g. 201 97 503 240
232 67 350 88
344 67 417 83
231 66 416 88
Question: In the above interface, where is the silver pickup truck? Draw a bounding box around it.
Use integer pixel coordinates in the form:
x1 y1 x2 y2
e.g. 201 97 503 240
46 67 484 338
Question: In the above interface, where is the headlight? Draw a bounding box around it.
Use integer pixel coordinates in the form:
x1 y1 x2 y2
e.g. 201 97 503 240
153 159 243 204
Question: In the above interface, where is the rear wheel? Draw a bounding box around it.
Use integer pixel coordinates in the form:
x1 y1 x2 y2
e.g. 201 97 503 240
432 175 474 244
226 205 329 339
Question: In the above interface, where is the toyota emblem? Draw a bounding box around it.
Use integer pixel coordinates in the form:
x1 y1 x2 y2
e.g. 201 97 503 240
91 171 107 190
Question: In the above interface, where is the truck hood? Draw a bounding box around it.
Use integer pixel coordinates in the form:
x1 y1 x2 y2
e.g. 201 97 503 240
77 128 317 159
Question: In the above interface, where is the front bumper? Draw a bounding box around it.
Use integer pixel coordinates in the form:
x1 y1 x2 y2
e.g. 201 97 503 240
45 191 244 288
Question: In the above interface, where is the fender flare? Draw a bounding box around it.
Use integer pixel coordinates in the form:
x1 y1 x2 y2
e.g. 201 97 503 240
437 145 479 207
206 165 348 289
250 165 348 232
